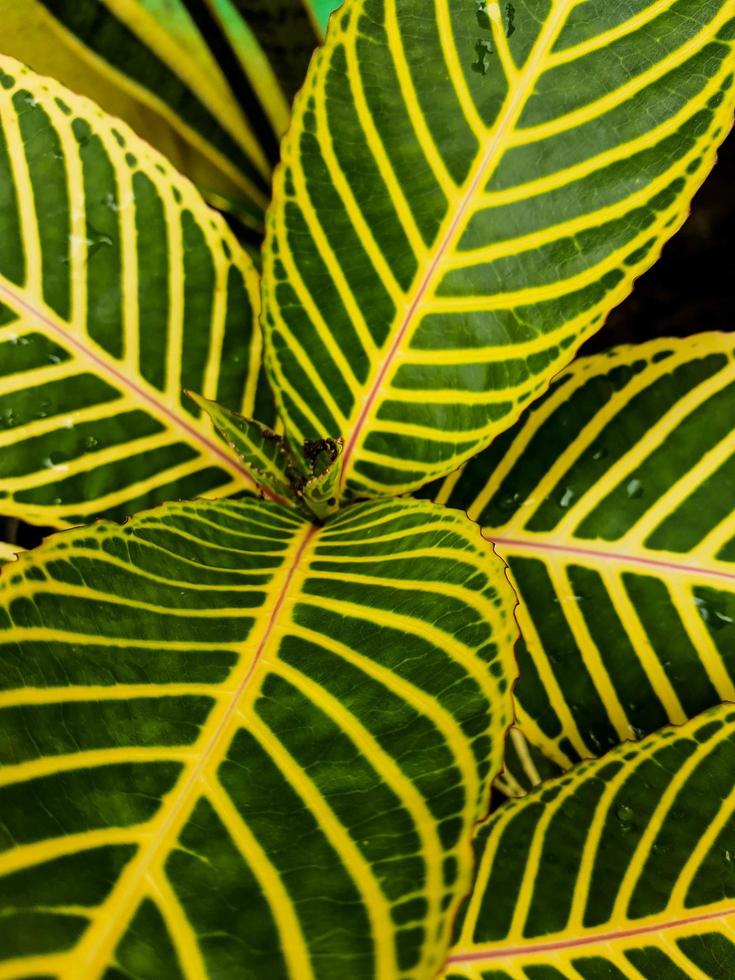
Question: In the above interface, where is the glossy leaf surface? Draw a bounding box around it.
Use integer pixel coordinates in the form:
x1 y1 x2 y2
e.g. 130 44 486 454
263 0 735 500
446 705 735 978
0 56 272 529
0 496 516 978
430 333 735 768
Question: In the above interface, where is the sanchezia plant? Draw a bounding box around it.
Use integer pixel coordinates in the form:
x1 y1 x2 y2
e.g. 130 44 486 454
0 0 734 976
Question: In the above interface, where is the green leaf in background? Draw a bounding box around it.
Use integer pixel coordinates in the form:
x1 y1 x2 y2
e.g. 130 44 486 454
0 55 276 529
429 332 735 769
262 0 735 500
493 725 563 803
0 0 343 231
0 496 516 977
446 704 735 978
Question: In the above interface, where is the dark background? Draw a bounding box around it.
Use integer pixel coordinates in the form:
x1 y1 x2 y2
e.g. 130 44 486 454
2 129 733 550
584 128 734 353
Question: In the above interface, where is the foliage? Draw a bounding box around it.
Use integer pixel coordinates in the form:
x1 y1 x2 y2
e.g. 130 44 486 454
0 0 734 977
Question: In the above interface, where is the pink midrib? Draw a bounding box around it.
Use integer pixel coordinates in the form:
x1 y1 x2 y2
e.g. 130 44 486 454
446 904 735 963
0 280 277 496
487 533 735 585
339 2 573 489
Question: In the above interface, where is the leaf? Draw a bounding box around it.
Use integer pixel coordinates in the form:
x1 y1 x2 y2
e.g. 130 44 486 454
0 495 516 977
191 391 344 519
0 55 275 529
0 540 21 563
1 0 341 230
262 0 735 501
493 726 562 803
188 390 307 512
429 332 735 769
444 704 735 978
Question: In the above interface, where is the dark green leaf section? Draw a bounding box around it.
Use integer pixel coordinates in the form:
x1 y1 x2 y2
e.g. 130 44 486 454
426 333 735 768
0 495 515 978
446 705 735 978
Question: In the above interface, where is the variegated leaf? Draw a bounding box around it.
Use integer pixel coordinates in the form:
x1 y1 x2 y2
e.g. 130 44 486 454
429 332 735 769
445 705 735 979
0 496 516 977
0 55 274 529
262 0 735 501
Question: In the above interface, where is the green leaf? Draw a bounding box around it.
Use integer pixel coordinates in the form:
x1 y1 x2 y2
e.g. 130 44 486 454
262 0 735 501
1 0 342 230
445 704 735 978
429 332 735 769
0 495 516 977
191 391 344 519
493 725 562 803
0 55 274 529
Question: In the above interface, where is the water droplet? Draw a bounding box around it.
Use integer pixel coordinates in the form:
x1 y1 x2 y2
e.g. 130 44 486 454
0 408 16 429
591 442 608 461
626 478 644 499
694 596 733 629
559 486 575 508
103 192 120 213
616 803 635 828
497 488 521 513
48 352 62 364
725 848 732 865
84 435 99 450
43 454 69 473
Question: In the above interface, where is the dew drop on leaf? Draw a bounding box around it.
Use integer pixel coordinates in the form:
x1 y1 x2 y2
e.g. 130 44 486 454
559 486 575 508
616 803 635 828
626 478 644 499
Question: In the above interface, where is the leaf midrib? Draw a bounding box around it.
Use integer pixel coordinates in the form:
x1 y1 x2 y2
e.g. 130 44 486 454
488 532 735 587
339 0 574 490
68 518 318 978
0 277 255 489
445 902 735 964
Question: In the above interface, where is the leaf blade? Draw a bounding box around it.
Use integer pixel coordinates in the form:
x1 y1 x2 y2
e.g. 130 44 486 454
0 55 273 528
262 0 735 498
0 495 516 977
429 332 735 769
445 705 735 978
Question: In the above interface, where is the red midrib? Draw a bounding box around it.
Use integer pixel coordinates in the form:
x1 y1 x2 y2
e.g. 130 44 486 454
0 280 265 492
446 904 735 963
487 533 735 585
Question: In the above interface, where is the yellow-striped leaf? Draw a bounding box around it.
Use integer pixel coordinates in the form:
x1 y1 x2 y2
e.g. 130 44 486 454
493 726 562 803
1 0 342 231
0 55 274 529
190 390 344 519
429 332 735 770
0 495 516 977
445 705 735 979
262 0 735 501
